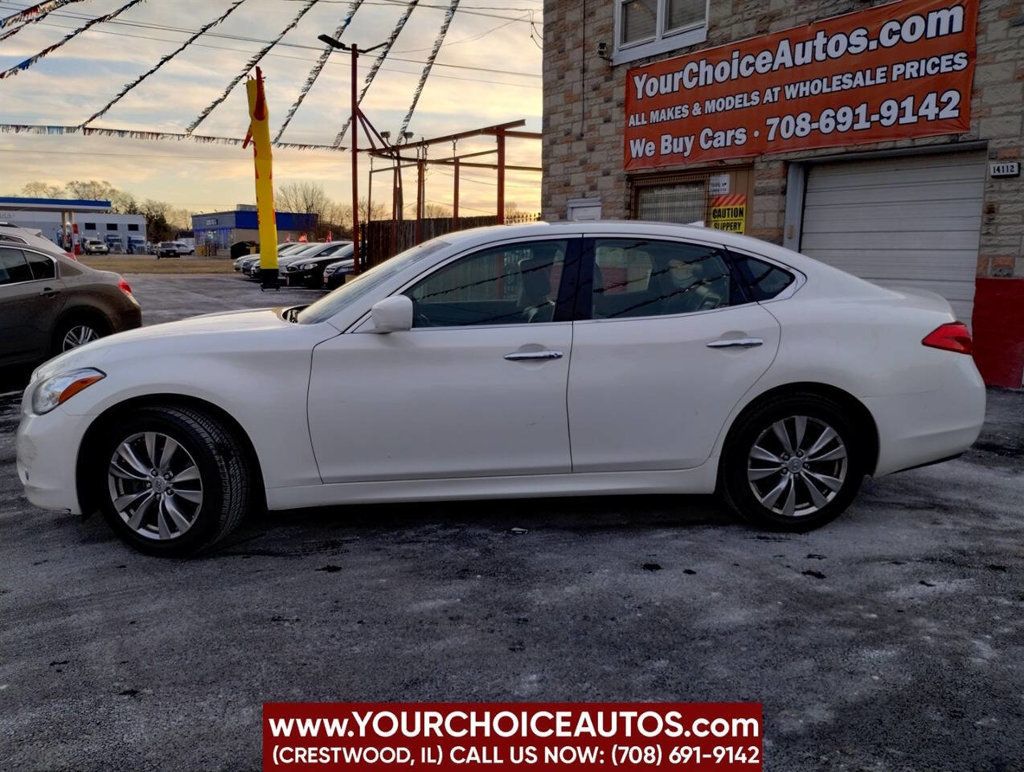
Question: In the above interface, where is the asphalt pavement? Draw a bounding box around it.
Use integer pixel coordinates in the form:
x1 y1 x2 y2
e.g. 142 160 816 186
1 275 1022 771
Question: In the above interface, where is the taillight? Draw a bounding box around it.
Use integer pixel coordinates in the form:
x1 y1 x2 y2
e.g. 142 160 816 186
922 322 973 355
117 277 133 296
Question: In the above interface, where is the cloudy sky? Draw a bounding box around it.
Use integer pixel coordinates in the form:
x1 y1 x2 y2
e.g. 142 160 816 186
0 0 543 217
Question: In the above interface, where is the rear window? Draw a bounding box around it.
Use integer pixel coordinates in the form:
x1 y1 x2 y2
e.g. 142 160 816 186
729 252 795 301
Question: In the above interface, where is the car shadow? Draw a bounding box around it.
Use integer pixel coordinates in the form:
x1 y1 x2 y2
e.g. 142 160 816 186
219 494 738 557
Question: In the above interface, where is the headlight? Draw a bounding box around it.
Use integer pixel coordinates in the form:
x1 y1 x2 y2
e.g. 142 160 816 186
32 368 105 415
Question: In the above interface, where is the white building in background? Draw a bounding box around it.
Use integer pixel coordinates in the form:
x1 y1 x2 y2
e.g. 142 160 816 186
0 197 147 253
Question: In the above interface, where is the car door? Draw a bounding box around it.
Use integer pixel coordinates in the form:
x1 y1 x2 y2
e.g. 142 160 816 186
307 237 580 483
566 236 783 472
0 247 65 362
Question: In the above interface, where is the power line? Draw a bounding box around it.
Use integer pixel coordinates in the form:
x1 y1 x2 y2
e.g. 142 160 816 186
0 11 542 80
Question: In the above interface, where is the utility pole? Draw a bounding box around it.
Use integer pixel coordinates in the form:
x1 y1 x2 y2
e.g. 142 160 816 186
318 34 385 275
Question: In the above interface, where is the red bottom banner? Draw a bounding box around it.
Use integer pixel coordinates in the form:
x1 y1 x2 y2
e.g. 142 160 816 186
263 703 763 770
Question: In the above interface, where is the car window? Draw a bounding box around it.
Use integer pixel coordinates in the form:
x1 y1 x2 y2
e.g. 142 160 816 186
729 252 795 300
588 239 734 320
25 251 56 280
297 237 451 325
0 247 33 285
320 243 350 257
405 240 568 328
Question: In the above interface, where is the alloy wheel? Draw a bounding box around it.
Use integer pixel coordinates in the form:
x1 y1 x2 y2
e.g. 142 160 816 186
61 324 100 351
107 432 204 540
746 415 848 518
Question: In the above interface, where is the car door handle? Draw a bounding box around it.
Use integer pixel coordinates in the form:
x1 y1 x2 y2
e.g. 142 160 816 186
706 337 763 349
40 287 60 298
504 350 564 361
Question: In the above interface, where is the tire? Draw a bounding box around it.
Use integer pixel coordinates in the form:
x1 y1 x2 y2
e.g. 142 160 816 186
92 406 253 556
53 315 107 355
719 393 866 531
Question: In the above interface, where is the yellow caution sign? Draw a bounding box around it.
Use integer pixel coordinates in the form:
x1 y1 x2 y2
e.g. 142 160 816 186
709 194 746 234
243 66 278 284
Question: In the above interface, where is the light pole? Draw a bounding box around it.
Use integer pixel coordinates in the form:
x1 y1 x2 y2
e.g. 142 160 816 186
318 34 384 275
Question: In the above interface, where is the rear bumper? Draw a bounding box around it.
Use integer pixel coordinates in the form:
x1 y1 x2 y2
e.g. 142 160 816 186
867 356 986 477
113 303 142 334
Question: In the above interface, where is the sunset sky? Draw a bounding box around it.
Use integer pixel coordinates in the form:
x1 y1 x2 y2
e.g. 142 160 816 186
0 0 544 217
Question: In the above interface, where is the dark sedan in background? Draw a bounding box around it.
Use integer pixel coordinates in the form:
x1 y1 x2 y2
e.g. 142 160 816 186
281 241 352 287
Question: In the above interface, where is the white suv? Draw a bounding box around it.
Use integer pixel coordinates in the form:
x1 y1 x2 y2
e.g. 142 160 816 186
157 241 193 258
83 238 109 255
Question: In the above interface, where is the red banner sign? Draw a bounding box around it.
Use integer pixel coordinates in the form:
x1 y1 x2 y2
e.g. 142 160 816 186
623 0 978 170
263 702 763 770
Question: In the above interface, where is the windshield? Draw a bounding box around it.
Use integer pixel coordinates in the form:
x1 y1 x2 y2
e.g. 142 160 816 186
296 237 451 325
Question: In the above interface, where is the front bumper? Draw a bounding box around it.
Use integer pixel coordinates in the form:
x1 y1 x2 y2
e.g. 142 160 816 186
16 404 89 514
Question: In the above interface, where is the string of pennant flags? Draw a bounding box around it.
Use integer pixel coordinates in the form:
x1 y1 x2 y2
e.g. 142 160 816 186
274 0 366 144
0 0 84 39
0 0 146 80
399 0 459 137
333 0 420 147
0 123 346 152
186 0 320 135
81 0 251 128
0 0 474 150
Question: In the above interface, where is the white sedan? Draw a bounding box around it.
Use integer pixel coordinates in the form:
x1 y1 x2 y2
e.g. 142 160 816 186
16 222 985 556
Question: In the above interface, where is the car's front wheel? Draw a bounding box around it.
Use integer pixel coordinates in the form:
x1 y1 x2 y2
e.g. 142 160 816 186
94 406 253 556
720 393 866 531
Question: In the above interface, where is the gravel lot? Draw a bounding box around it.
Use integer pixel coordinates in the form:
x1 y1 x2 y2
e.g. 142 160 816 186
1 275 1022 771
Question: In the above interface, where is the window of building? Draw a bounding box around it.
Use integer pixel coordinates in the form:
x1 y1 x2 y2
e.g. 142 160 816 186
127 223 140 232
106 223 118 231
84 222 96 231
615 0 708 64
636 181 707 224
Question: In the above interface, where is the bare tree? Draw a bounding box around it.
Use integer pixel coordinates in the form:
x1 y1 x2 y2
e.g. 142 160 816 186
20 181 65 198
423 203 452 218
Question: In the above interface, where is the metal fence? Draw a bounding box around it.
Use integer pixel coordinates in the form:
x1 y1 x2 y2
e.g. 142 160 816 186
360 212 541 268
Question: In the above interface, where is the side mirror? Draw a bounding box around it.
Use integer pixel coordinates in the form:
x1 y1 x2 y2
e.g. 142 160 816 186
369 295 413 333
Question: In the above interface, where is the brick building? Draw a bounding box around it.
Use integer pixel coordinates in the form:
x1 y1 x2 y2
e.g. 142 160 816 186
542 0 1024 387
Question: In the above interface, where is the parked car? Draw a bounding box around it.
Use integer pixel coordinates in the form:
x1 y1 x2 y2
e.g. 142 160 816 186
17 222 985 556
157 241 194 258
237 244 309 276
323 257 355 290
0 226 141 368
82 238 109 255
280 241 353 287
242 243 315 276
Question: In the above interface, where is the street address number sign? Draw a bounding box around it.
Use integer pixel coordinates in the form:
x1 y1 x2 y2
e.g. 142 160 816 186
624 0 979 170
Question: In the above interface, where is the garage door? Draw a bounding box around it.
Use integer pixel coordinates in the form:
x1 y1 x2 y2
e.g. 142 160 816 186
801 151 985 326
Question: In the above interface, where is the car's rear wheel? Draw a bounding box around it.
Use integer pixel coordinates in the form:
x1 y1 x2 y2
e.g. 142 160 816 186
720 393 865 530
54 316 107 354
94 406 252 556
